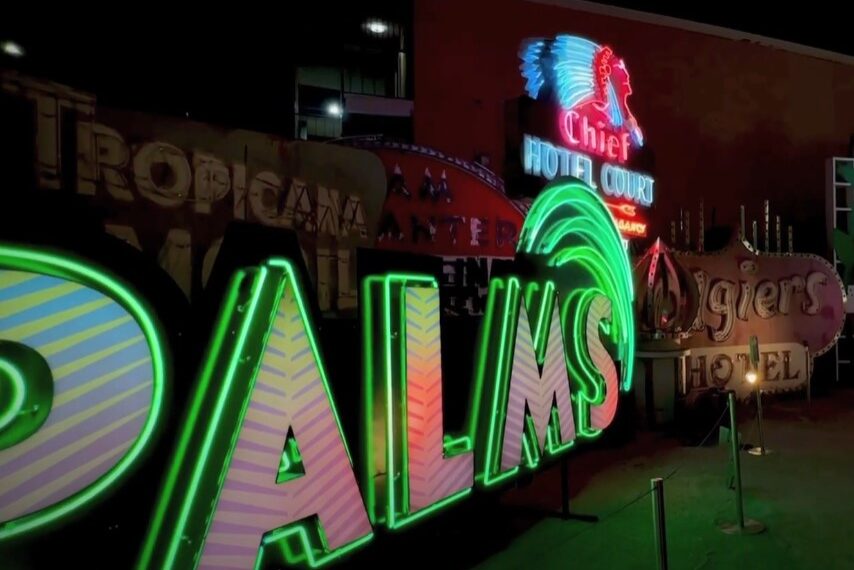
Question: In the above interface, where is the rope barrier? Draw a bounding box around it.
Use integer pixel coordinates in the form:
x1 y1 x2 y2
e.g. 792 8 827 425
518 393 765 562
662 400 731 481
533 399 734 553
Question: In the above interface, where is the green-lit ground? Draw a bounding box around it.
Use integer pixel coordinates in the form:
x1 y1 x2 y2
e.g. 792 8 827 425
475 390 854 570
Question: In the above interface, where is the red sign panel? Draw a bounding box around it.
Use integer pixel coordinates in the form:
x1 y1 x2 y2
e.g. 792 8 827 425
359 142 525 258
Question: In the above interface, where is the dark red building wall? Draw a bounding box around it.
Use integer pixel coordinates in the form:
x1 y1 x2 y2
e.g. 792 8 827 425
414 0 854 251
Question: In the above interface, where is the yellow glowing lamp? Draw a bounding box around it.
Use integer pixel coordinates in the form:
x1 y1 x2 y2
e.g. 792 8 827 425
745 369 758 385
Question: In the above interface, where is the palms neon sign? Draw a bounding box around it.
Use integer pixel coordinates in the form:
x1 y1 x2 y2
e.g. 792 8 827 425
0 180 635 568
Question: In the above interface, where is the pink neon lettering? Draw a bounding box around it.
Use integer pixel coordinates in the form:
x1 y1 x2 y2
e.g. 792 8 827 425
582 117 597 153
620 132 630 163
562 110 581 145
560 110 629 164
606 136 620 160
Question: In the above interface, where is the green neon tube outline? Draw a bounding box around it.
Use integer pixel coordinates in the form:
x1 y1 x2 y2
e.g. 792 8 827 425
479 276 580 482
361 277 379 524
538 203 630 278
524 280 571 456
519 183 630 282
543 222 632 312
140 259 371 569
362 273 472 529
262 262 373 566
566 287 608 438
140 266 268 569
560 288 602 438
0 243 168 541
384 276 400 522
562 286 610 408
551 248 632 393
269 259 359 464
522 282 572 462
550 242 635 391
516 179 635 391
547 239 629 338
0 359 25 432
546 406 575 454
388 275 470 527
259 527 373 570
466 277 503 445
522 414 539 468
524 280 556 363
479 276 521 486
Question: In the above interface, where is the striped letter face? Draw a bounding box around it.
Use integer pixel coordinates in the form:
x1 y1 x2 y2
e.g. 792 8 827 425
499 284 575 471
586 295 619 431
475 279 576 486
138 260 371 570
362 275 473 529
0 244 167 540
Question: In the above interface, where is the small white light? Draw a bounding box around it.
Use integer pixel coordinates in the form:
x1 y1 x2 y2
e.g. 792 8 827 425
366 20 388 34
326 101 342 118
2 41 24 58
745 370 758 384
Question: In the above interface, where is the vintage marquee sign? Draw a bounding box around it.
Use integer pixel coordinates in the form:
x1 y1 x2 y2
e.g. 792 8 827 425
519 35 656 237
607 203 648 238
677 239 845 398
0 180 634 568
685 342 810 397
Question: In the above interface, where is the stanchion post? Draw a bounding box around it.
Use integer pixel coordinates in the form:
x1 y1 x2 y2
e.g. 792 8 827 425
747 335 772 456
808 372 811 407
561 456 569 519
728 391 745 529
719 390 765 535
558 456 598 523
755 384 766 454
803 341 811 412
651 478 668 570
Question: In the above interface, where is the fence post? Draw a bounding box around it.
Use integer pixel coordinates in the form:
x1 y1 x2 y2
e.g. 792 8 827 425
747 335 772 456
651 478 668 570
730 391 744 529
719 390 766 535
559 457 598 523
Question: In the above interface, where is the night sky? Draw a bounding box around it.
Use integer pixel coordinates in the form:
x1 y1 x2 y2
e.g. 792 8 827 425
0 3 850 134
590 0 853 56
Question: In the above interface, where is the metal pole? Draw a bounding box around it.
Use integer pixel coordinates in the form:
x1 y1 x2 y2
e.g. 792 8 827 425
561 456 569 519
756 386 766 454
748 385 772 456
558 456 599 523
747 334 771 457
775 215 782 254
764 200 770 253
651 478 668 570
804 346 812 408
728 391 744 530
719 391 766 534
684 211 691 251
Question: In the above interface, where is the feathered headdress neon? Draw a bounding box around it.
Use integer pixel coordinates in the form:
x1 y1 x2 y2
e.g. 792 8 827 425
520 35 644 148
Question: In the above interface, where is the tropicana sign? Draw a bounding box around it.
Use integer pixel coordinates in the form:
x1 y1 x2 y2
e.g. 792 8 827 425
0 180 634 568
